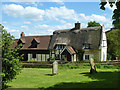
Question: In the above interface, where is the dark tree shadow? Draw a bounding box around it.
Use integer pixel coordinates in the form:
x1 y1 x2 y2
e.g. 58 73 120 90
45 74 56 76
38 71 120 89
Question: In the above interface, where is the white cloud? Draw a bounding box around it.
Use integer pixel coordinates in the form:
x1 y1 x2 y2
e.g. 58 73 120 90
35 23 73 30
49 0 64 5
21 25 29 30
79 14 110 23
3 4 78 21
2 21 7 24
59 20 66 24
34 23 73 34
3 4 110 23
45 6 78 21
5 27 19 33
3 4 45 21
3 4 113 34
24 21 31 24
105 22 113 30
10 29 19 32
27 23 73 35
3 4 24 17
3 4 111 25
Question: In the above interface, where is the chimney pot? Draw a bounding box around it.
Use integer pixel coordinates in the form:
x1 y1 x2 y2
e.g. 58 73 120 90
21 32 25 37
75 21 81 30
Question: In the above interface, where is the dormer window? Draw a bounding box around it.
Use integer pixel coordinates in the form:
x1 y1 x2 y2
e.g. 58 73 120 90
54 44 66 50
17 39 25 47
85 44 90 49
29 38 40 48
83 43 91 49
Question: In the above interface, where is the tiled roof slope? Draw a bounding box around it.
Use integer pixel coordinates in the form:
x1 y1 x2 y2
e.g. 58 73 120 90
11 35 51 50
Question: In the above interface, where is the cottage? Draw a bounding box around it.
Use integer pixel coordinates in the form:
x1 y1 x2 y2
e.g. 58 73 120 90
11 22 107 62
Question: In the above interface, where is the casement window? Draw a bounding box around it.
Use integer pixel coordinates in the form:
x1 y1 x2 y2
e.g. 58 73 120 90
17 40 25 48
55 54 60 60
83 43 91 49
55 44 66 50
32 53 36 58
85 55 90 60
29 39 39 48
85 44 90 49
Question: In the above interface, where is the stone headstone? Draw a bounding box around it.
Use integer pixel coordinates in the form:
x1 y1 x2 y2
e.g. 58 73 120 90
90 58 97 74
52 61 58 74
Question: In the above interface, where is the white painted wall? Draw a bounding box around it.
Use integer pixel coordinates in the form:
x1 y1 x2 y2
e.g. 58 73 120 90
74 54 77 62
100 25 107 61
83 54 93 61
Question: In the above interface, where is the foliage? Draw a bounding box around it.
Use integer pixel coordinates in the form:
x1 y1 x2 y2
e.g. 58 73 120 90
106 29 120 60
87 21 101 27
0 24 23 89
49 56 55 61
27 60 38 63
59 63 120 69
100 0 120 29
22 61 53 64
76 49 84 61
112 1 120 29
22 64 52 68
92 56 100 63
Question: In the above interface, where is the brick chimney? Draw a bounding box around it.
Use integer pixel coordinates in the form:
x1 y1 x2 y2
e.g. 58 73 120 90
75 21 81 30
21 32 25 37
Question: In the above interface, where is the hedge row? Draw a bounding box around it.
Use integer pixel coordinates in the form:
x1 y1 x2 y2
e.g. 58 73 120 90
22 62 120 69
58 63 120 69
22 63 52 68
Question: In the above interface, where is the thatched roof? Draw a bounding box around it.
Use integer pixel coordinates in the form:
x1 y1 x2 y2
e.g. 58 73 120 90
49 26 102 50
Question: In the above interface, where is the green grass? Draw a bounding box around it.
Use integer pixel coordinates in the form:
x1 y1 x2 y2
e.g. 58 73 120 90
7 67 119 89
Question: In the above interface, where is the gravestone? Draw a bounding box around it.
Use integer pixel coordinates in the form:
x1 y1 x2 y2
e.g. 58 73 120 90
90 58 97 74
52 61 58 74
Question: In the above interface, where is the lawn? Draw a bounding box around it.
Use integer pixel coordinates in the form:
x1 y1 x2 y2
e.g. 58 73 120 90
6 66 119 89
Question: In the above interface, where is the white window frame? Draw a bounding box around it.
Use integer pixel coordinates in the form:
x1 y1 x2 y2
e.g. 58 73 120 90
83 54 93 60
85 44 90 49
85 55 90 60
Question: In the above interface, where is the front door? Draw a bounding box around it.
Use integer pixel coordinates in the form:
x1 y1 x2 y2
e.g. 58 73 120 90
67 54 71 61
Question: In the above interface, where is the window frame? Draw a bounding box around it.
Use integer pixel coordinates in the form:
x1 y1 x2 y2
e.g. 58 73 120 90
85 55 90 60
32 53 36 58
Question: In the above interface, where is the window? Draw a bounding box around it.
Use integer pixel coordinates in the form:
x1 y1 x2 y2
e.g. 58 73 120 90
85 44 90 49
85 55 90 60
29 40 38 48
55 44 66 50
55 54 60 60
32 53 36 58
83 43 90 49
103 40 106 47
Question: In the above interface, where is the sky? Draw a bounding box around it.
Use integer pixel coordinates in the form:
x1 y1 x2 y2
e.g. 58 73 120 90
1 1 116 39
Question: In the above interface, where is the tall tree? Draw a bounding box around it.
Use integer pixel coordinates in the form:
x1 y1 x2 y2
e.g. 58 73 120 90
0 24 23 89
100 0 120 29
106 29 120 60
87 21 101 27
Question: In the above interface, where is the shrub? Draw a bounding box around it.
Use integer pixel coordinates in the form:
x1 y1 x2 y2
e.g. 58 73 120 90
1 24 23 89
27 60 37 63
22 63 52 68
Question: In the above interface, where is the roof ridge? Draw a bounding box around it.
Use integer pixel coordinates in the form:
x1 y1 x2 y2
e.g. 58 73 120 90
24 35 52 37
